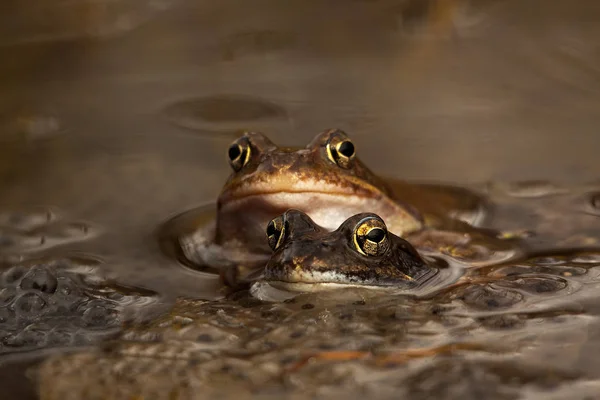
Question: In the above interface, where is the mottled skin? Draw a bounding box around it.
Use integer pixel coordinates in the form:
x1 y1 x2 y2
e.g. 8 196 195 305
216 129 424 255
184 129 494 286
263 209 437 290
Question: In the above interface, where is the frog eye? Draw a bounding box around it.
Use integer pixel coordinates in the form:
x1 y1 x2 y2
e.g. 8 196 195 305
227 137 251 172
326 133 356 169
352 216 390 256
266 215 287 251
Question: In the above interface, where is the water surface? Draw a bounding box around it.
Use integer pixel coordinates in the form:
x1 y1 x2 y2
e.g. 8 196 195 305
1 0 600 399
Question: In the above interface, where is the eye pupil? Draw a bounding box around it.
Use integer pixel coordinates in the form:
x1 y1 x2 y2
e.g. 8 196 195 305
353 217 390 257
326 134 355 169
267 218 286 251
338 141 355 157
228 144 241 161
366 228 385 243
266 221 277 237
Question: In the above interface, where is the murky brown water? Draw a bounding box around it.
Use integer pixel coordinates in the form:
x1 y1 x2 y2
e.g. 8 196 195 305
1 0 600 399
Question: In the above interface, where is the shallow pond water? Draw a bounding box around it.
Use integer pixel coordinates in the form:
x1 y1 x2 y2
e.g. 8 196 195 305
1 0 600 399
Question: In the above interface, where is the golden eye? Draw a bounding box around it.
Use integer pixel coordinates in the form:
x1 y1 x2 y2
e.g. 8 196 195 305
353 216 389 256
227 136 251 172
326 132 356 169
266 215 287 251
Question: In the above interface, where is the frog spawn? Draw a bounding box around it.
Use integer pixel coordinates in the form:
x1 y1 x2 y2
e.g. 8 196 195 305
0 257 157 355
35 249 600 399
437 250 600 312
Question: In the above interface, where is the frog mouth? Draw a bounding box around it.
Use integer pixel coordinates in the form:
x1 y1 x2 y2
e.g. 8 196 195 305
221 190 366 204
218 185 375 208
220 191 392 212
263 266 437 291
220 175 380 200
219 191 422 234
266 281 397 292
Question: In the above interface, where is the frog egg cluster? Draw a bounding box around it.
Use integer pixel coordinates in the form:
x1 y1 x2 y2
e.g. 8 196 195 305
0 259 155 355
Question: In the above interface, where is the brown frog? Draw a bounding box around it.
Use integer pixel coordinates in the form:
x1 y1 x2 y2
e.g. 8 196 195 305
261 209 437 291
216 129 426 253
180 129 506 285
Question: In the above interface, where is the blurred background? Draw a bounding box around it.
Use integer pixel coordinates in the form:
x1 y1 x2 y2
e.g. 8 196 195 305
2 0 599 293
1 1 600 398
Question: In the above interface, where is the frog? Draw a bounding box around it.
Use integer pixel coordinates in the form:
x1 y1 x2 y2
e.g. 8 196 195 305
216 129 426 252
260 209 438 291
180 128 504 285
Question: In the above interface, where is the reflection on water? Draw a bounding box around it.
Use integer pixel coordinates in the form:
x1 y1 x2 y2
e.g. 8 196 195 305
1 0 600 398
36 248 600 398
164 95 289 135
0 207 98 255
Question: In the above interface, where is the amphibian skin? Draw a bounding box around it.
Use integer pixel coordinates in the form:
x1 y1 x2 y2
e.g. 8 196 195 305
181 128 491 285
216 129 424 255
262 209 437 291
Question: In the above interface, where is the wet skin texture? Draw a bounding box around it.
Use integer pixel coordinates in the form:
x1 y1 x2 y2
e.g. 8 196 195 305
185 129 492 288
263 209 437 289
215 129 424 254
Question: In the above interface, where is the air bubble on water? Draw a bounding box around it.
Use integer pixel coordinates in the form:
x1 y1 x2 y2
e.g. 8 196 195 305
570 253 600 264
82 305 120 328
461 284 524 309
20 267 58 294
0 288 17 307
2 266 28 286
528 256 565 266
54 276 85 308
14 292 48 317
0 307 15 324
